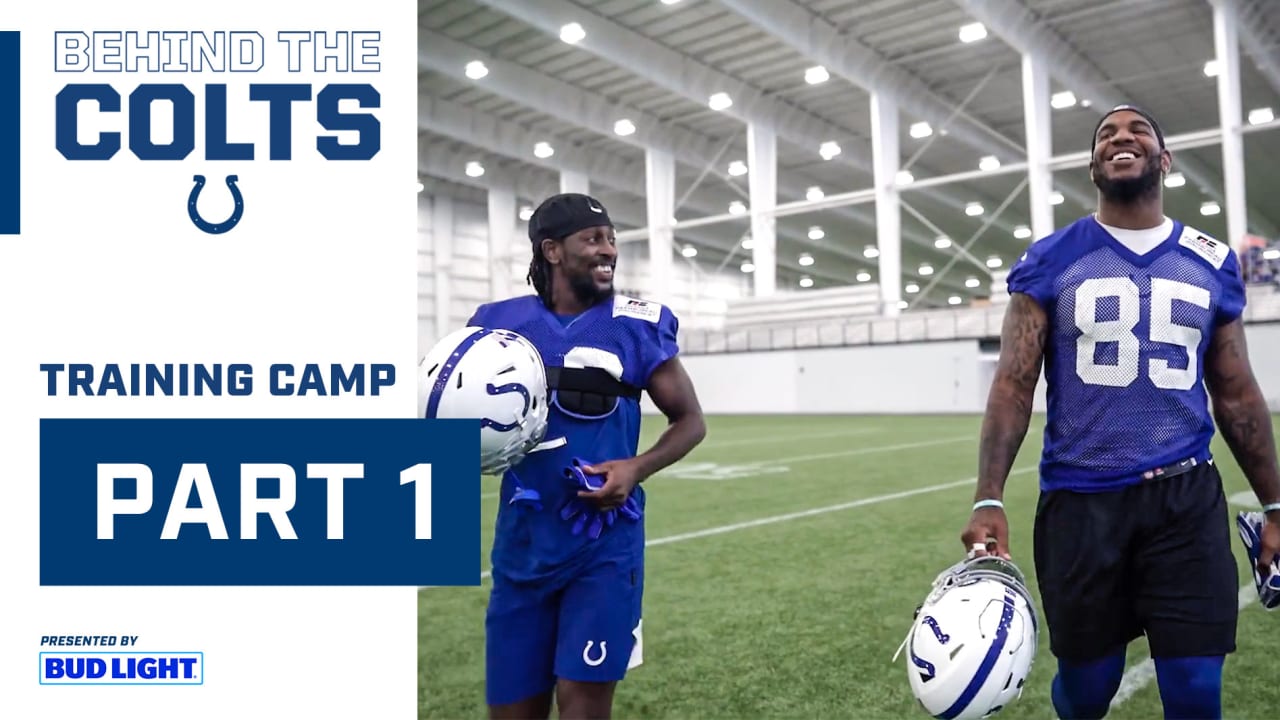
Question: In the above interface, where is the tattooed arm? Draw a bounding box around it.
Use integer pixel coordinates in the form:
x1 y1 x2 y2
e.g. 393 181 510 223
976 293 1048 502
962 293 1048 559
1204 319 1280 513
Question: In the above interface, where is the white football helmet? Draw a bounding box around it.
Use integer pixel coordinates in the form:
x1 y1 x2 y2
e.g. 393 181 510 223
898 557 1039 720
418 326 550 476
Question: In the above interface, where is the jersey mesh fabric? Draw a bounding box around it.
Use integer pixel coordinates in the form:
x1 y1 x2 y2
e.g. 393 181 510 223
1008 217 1245 491
469 294 679 584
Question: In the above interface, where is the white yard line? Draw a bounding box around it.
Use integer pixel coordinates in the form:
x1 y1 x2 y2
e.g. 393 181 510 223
470 465 1036 581
481 435 967 497
481 425 890 499
724 435 970 467
479 435 971 500
645 476 994 547
1109 582 1256 709
691 427 878 450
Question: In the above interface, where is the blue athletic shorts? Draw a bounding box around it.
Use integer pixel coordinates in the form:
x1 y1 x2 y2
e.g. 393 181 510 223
484 557 644 707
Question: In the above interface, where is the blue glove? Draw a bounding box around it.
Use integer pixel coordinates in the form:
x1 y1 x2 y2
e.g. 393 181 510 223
560 497 610 539
559 457 641 539
1236 511 1280 610
567 458 642 521
505 471 543 511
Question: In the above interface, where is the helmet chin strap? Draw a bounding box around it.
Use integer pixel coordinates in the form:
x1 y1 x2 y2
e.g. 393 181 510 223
891 625 913 664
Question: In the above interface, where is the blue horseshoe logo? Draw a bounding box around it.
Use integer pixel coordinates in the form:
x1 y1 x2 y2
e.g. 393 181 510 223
188 174 244 234
481 382 532 432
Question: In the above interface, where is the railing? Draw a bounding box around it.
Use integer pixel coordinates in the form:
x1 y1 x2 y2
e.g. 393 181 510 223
679 283 1280 355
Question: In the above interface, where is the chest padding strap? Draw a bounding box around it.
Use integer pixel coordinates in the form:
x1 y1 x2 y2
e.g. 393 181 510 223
546 366 641 418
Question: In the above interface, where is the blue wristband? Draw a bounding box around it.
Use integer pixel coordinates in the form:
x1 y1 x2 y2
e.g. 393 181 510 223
1263 502 1280 514
973 499 1004 511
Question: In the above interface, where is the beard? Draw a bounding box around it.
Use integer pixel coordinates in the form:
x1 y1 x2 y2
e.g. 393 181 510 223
1092 153 1163 204
567 268 613 307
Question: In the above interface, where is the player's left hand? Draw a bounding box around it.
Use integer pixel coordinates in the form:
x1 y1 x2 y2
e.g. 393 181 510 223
1259 512 1280 575
577 458 643 511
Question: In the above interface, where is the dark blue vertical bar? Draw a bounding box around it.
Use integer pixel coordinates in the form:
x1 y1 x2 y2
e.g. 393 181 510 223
0 31 18 235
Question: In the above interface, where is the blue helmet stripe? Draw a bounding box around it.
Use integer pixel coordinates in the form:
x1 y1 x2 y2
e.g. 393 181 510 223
424 328 491 419
937 589 1017 720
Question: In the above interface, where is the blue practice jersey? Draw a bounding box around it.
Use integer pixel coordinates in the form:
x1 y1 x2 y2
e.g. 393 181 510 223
469 293 680 584
1006 216 1246 492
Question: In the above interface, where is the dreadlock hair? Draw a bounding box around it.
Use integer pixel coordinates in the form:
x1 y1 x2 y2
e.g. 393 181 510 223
527 240 555 308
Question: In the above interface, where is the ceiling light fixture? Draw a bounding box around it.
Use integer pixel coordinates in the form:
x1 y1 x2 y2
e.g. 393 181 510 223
1050 91 1077 109
1248 107 1274 125
708 92 733 111
958 22 987 43
559 22 586 45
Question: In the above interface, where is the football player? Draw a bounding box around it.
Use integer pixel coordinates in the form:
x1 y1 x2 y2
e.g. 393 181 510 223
962 105 1280 719
470 193 706 719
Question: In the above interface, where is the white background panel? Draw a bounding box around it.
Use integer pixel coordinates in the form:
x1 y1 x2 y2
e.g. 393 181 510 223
0 3 419 718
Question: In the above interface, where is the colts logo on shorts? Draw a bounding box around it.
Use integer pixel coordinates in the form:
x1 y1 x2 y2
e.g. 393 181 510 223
0 32 19 235
582 640 607 667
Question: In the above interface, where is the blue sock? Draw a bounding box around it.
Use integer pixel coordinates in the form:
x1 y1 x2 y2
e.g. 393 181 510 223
1154 655 1224 720
1051 651 1126 719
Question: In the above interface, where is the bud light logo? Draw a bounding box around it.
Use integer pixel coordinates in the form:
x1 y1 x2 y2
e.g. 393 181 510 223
40 652 203 685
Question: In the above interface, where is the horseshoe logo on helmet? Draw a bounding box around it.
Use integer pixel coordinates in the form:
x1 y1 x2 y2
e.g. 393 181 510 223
582 640 607 667
481 382 532 432
922 615 950 644
188 174 245 234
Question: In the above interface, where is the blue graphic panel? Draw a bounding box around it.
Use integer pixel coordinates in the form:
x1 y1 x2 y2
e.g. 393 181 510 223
0 32 18 234
40 418 480 585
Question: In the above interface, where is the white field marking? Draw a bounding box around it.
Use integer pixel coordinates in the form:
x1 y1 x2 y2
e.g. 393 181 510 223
692 426 877 450
1109 582 1255 709
711 435 971 468
1228 490 1260 508
479 428 874 499
466 465 1038 581
480 434 970 500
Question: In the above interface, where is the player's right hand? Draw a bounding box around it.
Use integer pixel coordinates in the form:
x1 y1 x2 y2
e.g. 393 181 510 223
961 507 1011 561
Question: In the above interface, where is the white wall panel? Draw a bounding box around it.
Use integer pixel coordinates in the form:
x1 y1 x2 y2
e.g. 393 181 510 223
667 323 1280 415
